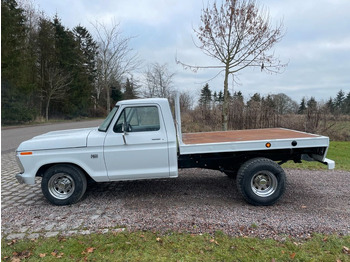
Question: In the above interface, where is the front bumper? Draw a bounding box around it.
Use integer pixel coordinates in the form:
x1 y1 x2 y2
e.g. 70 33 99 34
16 173 36 185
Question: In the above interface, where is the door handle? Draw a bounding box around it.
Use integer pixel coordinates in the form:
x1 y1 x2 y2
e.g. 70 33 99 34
152 138 161 141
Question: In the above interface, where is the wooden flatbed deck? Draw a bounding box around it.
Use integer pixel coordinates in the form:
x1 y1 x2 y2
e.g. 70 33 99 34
182 128 319 145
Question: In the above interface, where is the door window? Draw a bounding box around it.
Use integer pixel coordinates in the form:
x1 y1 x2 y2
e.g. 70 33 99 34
114 106 160 133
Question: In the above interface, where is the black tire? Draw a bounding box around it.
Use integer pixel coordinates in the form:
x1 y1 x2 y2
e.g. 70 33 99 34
41 164 87 206
236 157 286 206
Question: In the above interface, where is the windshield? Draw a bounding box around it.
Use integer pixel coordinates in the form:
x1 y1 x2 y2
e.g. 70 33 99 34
98 106 119 132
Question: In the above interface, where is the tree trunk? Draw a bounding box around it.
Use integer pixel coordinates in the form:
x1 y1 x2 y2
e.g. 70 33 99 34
222 68 230 131
45 98 50 122
106 83 110 113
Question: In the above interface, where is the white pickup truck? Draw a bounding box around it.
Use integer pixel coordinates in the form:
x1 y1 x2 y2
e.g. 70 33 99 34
16 97 335 206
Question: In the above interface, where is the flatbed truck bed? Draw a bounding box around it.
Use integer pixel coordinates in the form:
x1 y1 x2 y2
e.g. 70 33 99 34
182 128 319 144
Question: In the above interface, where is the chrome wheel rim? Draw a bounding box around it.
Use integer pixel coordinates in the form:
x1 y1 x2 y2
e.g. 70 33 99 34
48 173 75 199
250 171 278 197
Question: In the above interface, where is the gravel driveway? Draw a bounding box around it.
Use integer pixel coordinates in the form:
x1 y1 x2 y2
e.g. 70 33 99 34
2 152 349 240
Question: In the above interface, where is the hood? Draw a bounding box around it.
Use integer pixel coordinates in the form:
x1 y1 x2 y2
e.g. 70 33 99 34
17 127 96 151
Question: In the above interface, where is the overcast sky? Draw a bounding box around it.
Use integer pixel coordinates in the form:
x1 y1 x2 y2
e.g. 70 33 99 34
33 0 350 103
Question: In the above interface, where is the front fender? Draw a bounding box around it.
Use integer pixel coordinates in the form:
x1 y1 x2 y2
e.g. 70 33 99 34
16 147 109 184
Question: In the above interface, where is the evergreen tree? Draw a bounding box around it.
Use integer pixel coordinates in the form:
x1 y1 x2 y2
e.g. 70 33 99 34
213 91 218 105
233 91 244 102
298 97 306 114
325 97 334 114
111 80 123 103
218 91 224 103
334 89 345 114
343 92 350 115
307 97 317 110
199 83 212 110
68 25 99 117
251 93 261 102
123 78 138 100
52 16 80 118
247 93 261 107
1 0 37 123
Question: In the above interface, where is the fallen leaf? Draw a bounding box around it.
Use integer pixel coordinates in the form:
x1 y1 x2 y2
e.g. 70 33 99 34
343 246 350 255
58 236 67 242
156 237 161 242
11 258 20 262
271 259 276 262
336 259 342 262
39 253 46 258
301 205 307 209
87 247 95 253
7 240 17 246
290 252 296 259
82 247 96 254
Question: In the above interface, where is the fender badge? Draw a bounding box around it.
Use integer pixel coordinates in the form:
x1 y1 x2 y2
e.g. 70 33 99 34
91 154 98 159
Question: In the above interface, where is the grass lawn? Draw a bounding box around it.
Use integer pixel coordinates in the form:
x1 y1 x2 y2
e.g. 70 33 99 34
2 232 350 261
283 141 350 171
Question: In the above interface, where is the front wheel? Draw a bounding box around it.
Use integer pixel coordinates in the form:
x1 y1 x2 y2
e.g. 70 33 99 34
237 158 286 206
41 164 87 206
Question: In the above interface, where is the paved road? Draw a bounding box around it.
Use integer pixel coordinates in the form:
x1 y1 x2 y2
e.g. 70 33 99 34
1 119 103 153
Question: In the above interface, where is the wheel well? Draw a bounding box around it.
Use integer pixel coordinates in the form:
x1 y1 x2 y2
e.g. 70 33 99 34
36 163 92 181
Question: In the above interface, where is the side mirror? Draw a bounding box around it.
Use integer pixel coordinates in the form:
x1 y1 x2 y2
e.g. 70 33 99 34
122 122 131 144
122 122 132 133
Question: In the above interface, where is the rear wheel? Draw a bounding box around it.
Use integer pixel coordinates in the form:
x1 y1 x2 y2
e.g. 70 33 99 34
237 158 286 206
41 164 87 206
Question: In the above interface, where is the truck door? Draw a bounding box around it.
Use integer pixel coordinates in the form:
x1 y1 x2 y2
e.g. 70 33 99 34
103 105 170 180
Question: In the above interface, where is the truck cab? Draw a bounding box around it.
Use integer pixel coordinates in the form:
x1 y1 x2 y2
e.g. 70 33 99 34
100 98 178 180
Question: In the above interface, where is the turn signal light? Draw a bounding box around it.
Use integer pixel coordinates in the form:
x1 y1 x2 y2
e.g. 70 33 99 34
20 152 33 155
265 142 271 148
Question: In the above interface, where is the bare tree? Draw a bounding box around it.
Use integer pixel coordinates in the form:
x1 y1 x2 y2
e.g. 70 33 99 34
43 67 72 121
179 91 194 112
177 0 286 130
272 93 298 115
143 63 175 99
92 20 139 112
